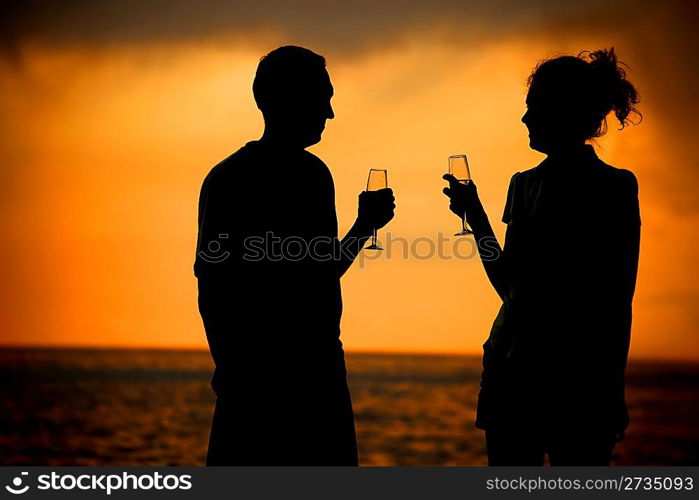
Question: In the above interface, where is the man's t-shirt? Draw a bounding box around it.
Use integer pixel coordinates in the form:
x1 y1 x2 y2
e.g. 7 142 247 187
194 140 345 396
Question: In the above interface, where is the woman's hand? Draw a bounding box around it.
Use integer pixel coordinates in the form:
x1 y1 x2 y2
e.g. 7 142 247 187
442 174 482 224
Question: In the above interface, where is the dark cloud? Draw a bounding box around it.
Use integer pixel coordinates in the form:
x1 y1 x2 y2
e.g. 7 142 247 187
0 0 687 54
1 0 698 211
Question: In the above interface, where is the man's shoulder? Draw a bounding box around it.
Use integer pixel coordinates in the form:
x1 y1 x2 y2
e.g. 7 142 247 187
299 150 334 189
300 148 326 164
199 143 261 197
301 149 331 173
208 144 255 180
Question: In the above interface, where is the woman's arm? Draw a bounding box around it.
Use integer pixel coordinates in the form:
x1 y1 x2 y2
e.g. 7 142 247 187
443 174 512 299
615 170 641 305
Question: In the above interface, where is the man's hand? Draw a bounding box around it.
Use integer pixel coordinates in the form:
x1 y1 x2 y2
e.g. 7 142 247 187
442 174 480 221
357 188 395 233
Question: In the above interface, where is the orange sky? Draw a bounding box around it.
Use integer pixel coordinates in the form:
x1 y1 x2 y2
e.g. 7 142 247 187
1 1 698 360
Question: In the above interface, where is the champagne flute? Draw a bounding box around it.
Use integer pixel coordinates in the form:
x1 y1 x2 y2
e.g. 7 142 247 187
448 155 473 236
366 169 388 250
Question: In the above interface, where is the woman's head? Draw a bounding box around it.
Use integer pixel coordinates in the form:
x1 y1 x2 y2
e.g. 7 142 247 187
522 47 641 155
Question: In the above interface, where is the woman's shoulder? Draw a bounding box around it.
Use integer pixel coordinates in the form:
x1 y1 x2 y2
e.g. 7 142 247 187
514 159 549 182
594 160 639 194
594 161 641 225
506 166 539 192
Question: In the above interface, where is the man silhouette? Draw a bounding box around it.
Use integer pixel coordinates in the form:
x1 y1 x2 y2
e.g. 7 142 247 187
194 46 394 465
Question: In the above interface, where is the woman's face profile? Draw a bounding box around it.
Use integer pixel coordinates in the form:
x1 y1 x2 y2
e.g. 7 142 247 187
522 83 583 155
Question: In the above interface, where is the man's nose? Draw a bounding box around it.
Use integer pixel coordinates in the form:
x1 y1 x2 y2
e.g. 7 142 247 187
521 110 529 124
327 102 335 120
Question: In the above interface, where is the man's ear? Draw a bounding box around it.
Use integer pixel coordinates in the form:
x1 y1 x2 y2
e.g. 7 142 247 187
258 96 292 119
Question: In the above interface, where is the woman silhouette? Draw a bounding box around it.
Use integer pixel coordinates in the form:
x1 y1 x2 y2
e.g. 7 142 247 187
443 48 641 465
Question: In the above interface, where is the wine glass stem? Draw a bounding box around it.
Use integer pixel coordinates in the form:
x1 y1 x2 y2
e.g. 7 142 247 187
372 229 378 247
462 212 468 232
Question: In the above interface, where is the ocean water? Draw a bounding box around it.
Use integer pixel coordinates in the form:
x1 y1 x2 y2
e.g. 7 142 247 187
0 348 697 466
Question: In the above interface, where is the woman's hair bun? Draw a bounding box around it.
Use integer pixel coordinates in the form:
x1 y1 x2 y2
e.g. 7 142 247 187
580 47 642 133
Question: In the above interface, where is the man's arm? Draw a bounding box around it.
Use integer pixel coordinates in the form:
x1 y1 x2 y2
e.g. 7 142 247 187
336 188 395 278
194 168 238 368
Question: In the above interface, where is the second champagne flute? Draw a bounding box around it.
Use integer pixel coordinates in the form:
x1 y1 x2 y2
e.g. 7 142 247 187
448 155 473 236
366 169 388 250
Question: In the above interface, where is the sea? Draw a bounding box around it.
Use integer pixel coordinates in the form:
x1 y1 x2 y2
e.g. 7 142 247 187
1 348 697 466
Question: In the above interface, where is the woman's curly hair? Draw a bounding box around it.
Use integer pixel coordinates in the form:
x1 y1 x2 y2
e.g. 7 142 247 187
527 47 641 139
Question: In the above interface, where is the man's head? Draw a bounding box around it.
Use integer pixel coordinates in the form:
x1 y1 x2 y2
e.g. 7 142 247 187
253 46 334 148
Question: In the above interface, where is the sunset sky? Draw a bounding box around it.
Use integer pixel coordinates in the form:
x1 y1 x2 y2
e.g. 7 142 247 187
1 0 697 360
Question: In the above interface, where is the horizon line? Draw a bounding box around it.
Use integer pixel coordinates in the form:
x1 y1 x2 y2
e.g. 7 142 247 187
0 343 697 364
